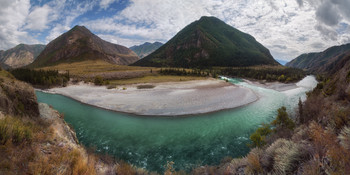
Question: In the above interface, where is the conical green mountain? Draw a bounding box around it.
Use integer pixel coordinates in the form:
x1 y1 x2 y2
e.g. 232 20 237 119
133 16 278 67
29 26 139 68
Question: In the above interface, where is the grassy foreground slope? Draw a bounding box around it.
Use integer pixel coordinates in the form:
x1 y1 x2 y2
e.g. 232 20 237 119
0 68 153 174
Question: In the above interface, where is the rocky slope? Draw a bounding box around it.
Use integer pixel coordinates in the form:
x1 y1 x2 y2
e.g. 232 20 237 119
0 69 39 117
133 16 279 68
286 43 350 74
0 44 45 69
29 26 139 68
130 42 163 58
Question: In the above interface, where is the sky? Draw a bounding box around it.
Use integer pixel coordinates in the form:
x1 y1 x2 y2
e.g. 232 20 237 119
0 0 350 61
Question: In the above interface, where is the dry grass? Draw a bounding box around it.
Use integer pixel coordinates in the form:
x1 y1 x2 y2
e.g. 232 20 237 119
245 148 263 174
0 116 96 175
339 126 350 149
309 122 350 174
109 75 206 85
38 60 155 76
38 60 206 85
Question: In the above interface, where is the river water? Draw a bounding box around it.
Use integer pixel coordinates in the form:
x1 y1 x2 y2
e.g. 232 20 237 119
35 76 317 172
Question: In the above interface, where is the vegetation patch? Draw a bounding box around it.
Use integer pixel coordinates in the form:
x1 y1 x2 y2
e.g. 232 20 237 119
0 117 33 145
10 68 69 88
137 84 155 89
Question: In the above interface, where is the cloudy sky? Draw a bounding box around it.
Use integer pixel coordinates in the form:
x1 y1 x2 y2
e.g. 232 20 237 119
1 0 350 61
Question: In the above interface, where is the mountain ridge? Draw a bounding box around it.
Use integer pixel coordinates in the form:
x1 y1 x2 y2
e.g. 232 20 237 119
29 25 139 68
0 44 45 69
133 16 279 68
286 43 350 74
130 42 163 58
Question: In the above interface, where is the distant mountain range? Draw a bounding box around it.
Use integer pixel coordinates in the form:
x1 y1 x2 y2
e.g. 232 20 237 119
130 42 163 58
29 26 139 68
276 59 288 65
133 16 279 67
0 44 45 69
286 43 350 74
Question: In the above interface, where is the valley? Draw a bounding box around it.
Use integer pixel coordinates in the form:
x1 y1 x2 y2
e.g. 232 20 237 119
1 1 350 174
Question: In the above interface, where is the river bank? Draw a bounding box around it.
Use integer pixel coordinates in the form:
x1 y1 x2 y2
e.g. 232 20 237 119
42 78 259 116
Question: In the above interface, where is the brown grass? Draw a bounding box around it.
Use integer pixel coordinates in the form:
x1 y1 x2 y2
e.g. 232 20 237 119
109 75 206 85
309 122 350 174
38 60 155 76
245 148 263 174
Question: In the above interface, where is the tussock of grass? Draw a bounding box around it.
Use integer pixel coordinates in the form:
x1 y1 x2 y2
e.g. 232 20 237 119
339 126 350 149
245 148 263 174
0 116 33 145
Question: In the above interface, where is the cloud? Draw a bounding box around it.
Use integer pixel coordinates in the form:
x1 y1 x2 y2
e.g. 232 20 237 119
315 1 341 26
44 0 97 43
82 0 339 60
24 5 51 31
100 0 118 10
296 0 303 7
310 42 325 49
0 0 39 50
1 0 350 62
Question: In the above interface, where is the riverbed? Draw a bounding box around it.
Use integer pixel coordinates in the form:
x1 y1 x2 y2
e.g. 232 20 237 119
35 76 317 172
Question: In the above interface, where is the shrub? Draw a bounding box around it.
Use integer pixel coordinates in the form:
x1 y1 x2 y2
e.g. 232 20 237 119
309 122 350 174
245 148 263 174
330 109 350 133
301 159 322 175
249 123 272 148
137 85 155 89
271 106 295 130
94 76 104 86
107 85 117 89
262 139 311 174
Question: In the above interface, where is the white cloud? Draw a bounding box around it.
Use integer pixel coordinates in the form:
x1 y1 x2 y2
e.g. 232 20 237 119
1 0 350 62
0 0 39 50
100 0 117 10
102 0 349 61
44 0 97 43
97 34 152 47
24 5 51 31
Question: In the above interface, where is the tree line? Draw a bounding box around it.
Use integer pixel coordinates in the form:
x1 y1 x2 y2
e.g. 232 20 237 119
159 67 306 83
10 69 70 88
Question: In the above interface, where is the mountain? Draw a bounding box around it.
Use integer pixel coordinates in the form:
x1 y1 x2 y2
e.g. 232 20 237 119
132 16 279 68
0 44 45 68
29 25 139 68
286 43 350 74
276 59 288 65
130 42 163 58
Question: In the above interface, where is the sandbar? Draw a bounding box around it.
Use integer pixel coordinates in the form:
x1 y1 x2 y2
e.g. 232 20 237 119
46 79 259 116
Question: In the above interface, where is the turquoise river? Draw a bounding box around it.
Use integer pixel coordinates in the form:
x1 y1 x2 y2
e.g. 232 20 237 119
35 76 317 172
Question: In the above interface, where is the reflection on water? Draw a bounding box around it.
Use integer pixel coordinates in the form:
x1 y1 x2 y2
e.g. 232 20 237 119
36 76 316 172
